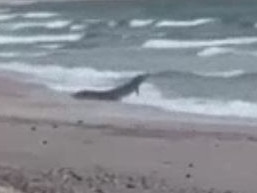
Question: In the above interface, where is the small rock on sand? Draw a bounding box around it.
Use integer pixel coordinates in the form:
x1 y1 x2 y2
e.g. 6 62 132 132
188 163 194 168
185 174 191 179
52 124 58 129
42 140 48 145
247 136 257 142
30 126 36 131
77 120 84 125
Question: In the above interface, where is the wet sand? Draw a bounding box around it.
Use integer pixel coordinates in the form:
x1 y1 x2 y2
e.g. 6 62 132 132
0 74 257 193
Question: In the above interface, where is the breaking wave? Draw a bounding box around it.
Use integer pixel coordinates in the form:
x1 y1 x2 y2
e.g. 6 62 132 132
0 62 256 118
0 33 83 44
7 20 71 30
22 12 58 18
129 19 154 27
155 18 215 27
123 85 257 118
0 62 141 92
143 37 257 49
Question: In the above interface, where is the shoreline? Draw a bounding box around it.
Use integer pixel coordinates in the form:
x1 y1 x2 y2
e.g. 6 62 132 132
0 1 256 192
0 74 257 192
2 69 257 128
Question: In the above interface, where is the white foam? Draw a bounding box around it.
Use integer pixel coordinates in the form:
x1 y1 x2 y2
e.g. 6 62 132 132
70 24 85 31
0 34 82 44
198 47 257 57
155 18 215 28
8 20 71 30
129 19 154 27
0 14 17 21
22 12 58 18
39 44 63 49
0 52 48 58
0 62 141 92
197 47 233 57
0 52 19 58
167 98 257 118
195 69 245 78
107 20 117 28
123 84 257 118
143 37 257 49
28 52 48 57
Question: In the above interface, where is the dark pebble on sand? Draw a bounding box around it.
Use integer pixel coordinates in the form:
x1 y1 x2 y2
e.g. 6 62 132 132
94 188 104 193
42 140 48 145
185 174 191 179
30 126 36 131
70 171 83 181
126 183 136 189
77 120 84 125
126 176 136 189
247 136 257 142
52 124 58 129
188 163 194 168
141 176 149 189
224 191 233 193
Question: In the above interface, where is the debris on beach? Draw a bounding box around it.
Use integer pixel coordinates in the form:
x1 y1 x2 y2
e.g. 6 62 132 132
52 124 58 129
41 140 48 145
30 126 36 131
185 173 192 179
0 166 238 193
77 120 84 125
188 163 194 168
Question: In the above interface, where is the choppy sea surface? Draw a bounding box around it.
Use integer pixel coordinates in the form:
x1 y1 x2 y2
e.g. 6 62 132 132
1 0 257 118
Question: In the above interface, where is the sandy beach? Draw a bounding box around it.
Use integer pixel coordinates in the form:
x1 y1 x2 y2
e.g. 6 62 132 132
0 73 255 193
0 0 257 192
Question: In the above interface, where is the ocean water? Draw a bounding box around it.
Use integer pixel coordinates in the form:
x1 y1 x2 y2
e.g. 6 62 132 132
0 0 257 118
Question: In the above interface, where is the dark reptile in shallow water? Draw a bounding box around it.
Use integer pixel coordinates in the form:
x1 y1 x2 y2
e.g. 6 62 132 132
72 73 149 100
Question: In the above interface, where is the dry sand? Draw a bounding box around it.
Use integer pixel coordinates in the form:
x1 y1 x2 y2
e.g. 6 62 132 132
0 73 257 193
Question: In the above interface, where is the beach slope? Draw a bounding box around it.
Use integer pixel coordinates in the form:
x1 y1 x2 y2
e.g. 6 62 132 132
0 75 257 193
